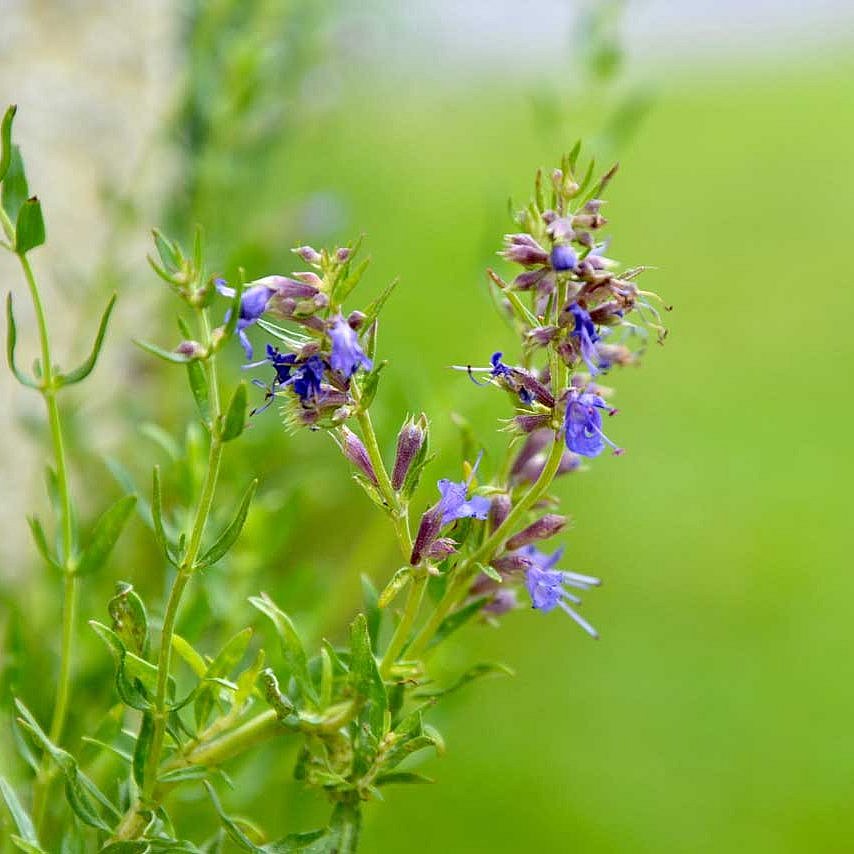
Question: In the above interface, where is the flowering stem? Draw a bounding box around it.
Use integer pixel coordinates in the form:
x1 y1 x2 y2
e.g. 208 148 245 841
5 240 81 829
379 570 427 678
354 405 412 559
141 307 224 803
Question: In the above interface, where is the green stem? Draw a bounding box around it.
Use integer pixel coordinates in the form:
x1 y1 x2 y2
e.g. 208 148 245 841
355 406 412 559
141 308 224 801
10 246 80 829
379 571 427 678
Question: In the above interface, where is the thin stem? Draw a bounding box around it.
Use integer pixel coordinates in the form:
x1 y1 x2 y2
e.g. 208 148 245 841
379 571 427 678
355 405 412 560
141 308 224 801
11 247 80 829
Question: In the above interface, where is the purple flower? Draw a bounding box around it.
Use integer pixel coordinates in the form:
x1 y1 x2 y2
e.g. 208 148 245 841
567 302 601 375
436 452 491 525
521 546 600 637
328 315 372 378
564 387 622 457
216 278 275 359
550 245 578 272
250 345 324 403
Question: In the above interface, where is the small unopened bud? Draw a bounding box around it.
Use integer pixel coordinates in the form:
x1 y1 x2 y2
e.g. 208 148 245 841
347 310 367 330
339 426 378 486
293 271 323 287
425 537 457 560
551 169 563 190
513 413 551 434
502 234 549 267
584 199 604 214
512 269 548 291
527 325 558 347
484 588 518 616
491 553 532 574
571 213 607 230
336 247 352 262
175 340 205 359
411 504 442 565
506 514 567 550
293 245 322 264
489 494 511 532
392 416 426 490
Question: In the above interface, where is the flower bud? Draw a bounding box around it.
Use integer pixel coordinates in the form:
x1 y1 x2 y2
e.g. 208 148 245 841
392 415 426 490
339 426 378 486
175 340 205 359
336 247 352 262
506 514 567 550
513 413 551 434
347 310 367 330
293 271 323 287
411 504 442 565
293 245 322 264
489 493 511 532
491 553 532 574
571 213 607 230
484 588 518 616
512 269 548 291
502 234 549 267
425 537 457 560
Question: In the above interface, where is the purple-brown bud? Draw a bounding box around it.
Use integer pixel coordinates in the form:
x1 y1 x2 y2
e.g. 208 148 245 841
502 234 549 267
339 426 378 487
489 493 512 532
425 537 457 560
411 503 442 565
293 245 322 264
491 553 533 574
175 340 205 359
336 247 352 263
506 514 567 550
347 310 367 330
391 415 427 491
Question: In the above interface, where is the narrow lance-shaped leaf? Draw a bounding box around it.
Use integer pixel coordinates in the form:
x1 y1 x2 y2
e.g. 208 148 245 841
427 595 490 649
74 494 137 577
361 277 398 329
151 466 176 565
194 626 253 729
361 574 381 653
0 104 16 183
14 700 113 832
219 382 247 442
133 338 192 364
6 294 38 388
249 593 317 706
108 581 149 657
1 145 28 224
196 478 257 568
90 620 157 710
187 359 210 423
414 662 514 700
131 711 154 788
0 776 40 847
349 614 387 738
15 196 45 254
58 293 116 385
27 515 59 571
377 567 412 609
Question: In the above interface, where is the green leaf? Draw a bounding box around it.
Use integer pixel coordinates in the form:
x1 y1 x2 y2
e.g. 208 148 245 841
10 838 46 854
375 771 434 786
27 515 59 570
249 593 317 705
15 196 45 254
476 562 502 582
59 294 117 385
377 567 412 609
361 575 381 653
195 627 253 729
171 633 207 678
357 360 387 411
90 620 157 709
427 596 490 649
0 104 16 184
14 700 113 832
151 466 176 565
187 360 210 423
222 278 245 340
361 277 398 328
75 494 137 577
98 843 149 853
414 662 514 700
1 146 28 224
220 382 247 442
6 294 38 388
132 711 154 788
152 228 180 273
133 338 192 364
234 648 266 709
196 478 257 568
203 782 265 852
332 256 370 305
157 765 213 784
108 581 149 657
349 614 387 737
0 776 40 846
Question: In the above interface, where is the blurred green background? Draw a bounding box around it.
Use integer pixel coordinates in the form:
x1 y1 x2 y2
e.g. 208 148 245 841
2 2 854 851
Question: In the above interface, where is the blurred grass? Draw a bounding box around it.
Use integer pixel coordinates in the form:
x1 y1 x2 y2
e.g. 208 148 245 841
4 45 854 852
